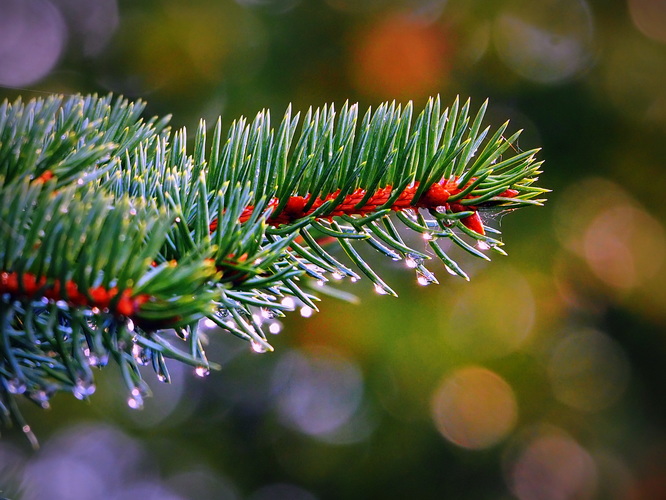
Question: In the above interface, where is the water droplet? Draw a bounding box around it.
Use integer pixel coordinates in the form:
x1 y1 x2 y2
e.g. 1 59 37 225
374 284 389 295
91 306 100 314
157 373 169 383
127 395 143 410
422 233 433 241
132 344 150 365
316 280 325 287
194 366 210 377
300 306 314 318
281 297 296 310
30 390 51 409
406 253 424 269
72 380 96 400
417 275 431 286
77 178 84 185
175 217 181 223
261 308 277 320
56 300 69 309
252 313 263 325
88 352 109 367
129 208 137 216
350 277 359 283
250 339 269 353
7 378 26 394
445 265 458 276
127 387 145 409
477 241 491 251
126 318 135 332
268 321 282 334
331 272 344 280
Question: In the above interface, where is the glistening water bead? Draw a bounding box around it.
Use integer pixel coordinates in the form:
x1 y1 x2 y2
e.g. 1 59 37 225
405 253 424 269
87 352 109 367
405 257 419 269
127 388 144 409
250 339 269 353
7 378 27 394
127 396 141 409
72 380 96 400
417 275 431 286
260 308 277 320
30 390 51 409
132 344 150 365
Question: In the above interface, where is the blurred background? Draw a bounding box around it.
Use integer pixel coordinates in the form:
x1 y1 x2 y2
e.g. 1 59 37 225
2 0 666 498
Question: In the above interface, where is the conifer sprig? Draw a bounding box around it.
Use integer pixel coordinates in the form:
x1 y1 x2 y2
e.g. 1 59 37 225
0 93 546 444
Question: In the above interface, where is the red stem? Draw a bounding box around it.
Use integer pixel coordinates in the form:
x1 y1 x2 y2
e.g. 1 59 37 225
0 271 149 317
210 178 519 235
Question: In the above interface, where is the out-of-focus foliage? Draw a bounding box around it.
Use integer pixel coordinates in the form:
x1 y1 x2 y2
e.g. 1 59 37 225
1 0 666 499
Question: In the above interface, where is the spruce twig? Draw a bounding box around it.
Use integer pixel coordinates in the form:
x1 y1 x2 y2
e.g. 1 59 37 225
0 93 547 444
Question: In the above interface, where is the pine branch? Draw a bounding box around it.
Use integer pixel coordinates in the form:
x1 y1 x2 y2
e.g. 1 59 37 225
0 93 547 445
